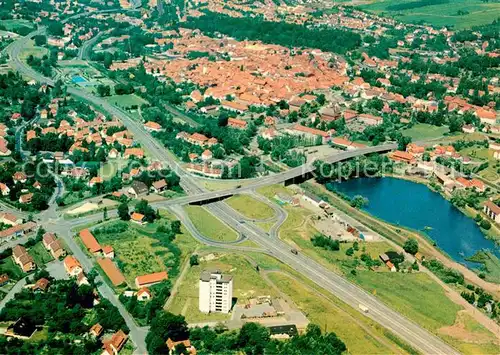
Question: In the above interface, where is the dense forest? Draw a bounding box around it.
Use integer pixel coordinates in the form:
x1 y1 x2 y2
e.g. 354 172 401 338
183 11 362 54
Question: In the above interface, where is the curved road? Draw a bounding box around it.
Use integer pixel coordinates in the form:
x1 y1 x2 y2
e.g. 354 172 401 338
7 18 460 355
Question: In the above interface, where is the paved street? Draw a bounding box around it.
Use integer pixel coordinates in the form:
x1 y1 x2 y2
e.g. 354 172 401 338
0 276 27 312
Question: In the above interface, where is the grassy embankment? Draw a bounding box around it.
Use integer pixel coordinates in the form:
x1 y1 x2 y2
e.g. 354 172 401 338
226 194 275 220
184 205 239 242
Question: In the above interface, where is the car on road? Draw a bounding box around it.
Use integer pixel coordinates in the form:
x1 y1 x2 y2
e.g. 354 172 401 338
359 304 369 313
291 248 298 255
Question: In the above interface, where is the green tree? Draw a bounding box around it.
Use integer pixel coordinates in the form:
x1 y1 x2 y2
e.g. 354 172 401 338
189 255 199 266
171 220 181 234
403 238 419 255
480 220 491 230
118 202 130 221
146 312 189 354
237 322 270 354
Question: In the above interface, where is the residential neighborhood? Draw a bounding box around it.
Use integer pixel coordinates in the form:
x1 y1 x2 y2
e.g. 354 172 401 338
0 0 499 354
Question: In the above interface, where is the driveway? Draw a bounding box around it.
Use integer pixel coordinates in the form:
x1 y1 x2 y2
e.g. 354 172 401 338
45 260 68 280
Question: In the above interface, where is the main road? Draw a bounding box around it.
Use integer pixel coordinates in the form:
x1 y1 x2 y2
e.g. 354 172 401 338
7 19 460 355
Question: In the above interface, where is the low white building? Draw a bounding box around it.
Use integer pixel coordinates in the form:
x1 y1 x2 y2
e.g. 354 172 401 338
199 270 233 314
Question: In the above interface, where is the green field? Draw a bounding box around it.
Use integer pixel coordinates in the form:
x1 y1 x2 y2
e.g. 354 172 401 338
30 242 54 266
19 40 48 61
166 253 277 322
360 0 500 28
402 123 449 141
226 194 275 220
0 19 33 33
94 220 177 287
267 272 409 354
184 205 239 242
105 94 148 108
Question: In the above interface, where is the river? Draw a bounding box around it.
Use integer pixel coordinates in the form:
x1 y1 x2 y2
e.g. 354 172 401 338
328 177 500 267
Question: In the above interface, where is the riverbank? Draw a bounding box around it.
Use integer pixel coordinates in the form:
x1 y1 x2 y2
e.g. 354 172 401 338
302 181 500 298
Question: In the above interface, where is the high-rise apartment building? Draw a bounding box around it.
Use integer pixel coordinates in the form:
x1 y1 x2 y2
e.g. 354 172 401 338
199 270 233 313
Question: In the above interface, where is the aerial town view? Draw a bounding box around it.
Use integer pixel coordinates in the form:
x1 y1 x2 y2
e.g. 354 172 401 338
0 0 499 354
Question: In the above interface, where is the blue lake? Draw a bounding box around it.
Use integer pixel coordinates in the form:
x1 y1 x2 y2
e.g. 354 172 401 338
328 177 500 267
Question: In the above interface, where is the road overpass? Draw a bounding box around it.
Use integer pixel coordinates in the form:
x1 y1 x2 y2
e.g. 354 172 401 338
7 19 460 355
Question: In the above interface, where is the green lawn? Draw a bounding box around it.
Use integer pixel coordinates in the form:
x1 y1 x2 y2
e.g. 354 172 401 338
166 253 278 322
184 205 239 242
105 94 149 108
402 123 449 141
30 242 54 266
0 257 24 279
360 0 500 29
350 271 461 331
226 194 275 220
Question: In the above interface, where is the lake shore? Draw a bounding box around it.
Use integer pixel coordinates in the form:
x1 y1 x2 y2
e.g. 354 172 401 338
302 180 500 296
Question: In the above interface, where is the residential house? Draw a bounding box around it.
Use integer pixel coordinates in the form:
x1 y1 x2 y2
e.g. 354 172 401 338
462 125 475 134
483 201 500 224
185 163 222 178
135 271 168 288
13 172 27 184
0 183 10 196
143 121 162 132
102 245 115 259
165 338 196 355
455 177 485 192
0 222 37 243
0 213 22 226
123 148 145 160
19 193 33 204
89 323 104 338
136 287 151 301
128 181 148 198
130 212 146 225
33 278 50 292
63 255 83 277
228 118 248 129
357 113 383 126
151 179 167 193
285 124 333 144
89 177 103 188
102 330 128 355
12 245 36 272
0 274 9 287
389 151 416 164
201 149 212 161
108 148 119 159
42 233 66 259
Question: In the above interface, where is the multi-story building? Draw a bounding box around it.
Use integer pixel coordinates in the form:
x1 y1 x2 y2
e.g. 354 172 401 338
199 270 233 314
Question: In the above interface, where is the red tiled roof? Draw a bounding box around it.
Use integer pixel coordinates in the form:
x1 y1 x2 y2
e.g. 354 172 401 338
135 271 168 287
97 258 126 286
79 229 101 253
